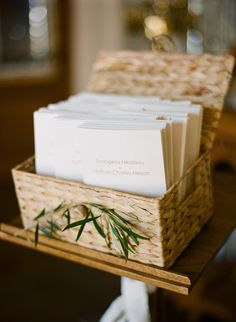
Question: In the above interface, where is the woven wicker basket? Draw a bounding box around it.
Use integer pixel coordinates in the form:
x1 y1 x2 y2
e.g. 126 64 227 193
12 51 234 268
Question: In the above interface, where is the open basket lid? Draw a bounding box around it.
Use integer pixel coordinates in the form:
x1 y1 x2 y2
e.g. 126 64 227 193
87 51 235 151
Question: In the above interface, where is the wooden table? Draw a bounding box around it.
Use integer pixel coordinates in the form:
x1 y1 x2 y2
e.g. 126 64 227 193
0 172 235 296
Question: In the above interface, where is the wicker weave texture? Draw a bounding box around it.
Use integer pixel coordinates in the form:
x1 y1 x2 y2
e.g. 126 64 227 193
12 51 234 268
12 152 212 268
87 51 234 151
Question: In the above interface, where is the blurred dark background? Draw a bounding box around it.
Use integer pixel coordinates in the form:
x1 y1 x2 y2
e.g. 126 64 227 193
0 1 236 321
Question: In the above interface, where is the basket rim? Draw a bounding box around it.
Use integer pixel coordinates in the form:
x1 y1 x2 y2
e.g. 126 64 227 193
12 151 210 203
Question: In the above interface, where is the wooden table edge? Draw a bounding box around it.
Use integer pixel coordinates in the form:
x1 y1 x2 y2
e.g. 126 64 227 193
0 222 190 295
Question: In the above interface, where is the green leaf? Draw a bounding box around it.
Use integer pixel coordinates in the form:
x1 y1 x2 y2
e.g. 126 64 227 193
30 202 147 262
33 208 46 221
35 223 39 247
38 226 60 240
111 209 129 224
76 213 90 241
54 202 64 211
116 228 129 252
47 220 61 231
62 209 71 225
38 225 51 237
109 215 131 233
130 231 150 240
117 234 128 261
62 216 100 231
126 241 136 254
90 210 106 239
89 203 149 239
110 224 128 261
111 215 149 241
129 233 139 246
76 223 86 241
88 203 111 215
119 229 136 254
120 230 129 251
110 223 119 239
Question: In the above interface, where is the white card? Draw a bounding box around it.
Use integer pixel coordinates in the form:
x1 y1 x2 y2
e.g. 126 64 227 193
110 103 202 171
34 110 61 176
53 119 84 181
33 93 203 199
80 119 172 189
79 125 167 197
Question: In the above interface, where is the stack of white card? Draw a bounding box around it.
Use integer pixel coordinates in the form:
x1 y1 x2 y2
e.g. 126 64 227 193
34 93 202 198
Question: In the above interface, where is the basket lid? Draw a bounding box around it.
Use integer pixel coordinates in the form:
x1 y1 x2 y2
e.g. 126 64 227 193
87 50 235 150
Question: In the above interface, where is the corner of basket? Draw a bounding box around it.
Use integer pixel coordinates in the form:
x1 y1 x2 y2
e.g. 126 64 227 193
12 155 35 172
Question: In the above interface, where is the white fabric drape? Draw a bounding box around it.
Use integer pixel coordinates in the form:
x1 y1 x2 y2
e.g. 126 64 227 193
100 277 156 322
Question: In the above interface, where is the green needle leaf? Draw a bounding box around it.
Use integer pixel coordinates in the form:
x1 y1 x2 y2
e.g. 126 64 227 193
90 210 106 239
87 203 111 215
130 231 150 240
76 213 90 241
117 233 129 261
35 223 39 247
110 224 128 261
111 215 149 241
62 209 71 225
38 226 51 237
119 229 136 254
33 208 46 221
29 202 148 261
129 233 139 246
111 209 129 224
38 226 60 240
76 223 86 241
47 220 61 231
62 216 100 231
54 202 64 211
109 213 131 231
110 223 119 239
120 231 129 251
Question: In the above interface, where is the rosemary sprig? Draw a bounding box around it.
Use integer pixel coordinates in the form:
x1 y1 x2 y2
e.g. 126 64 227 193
31 202 149 260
